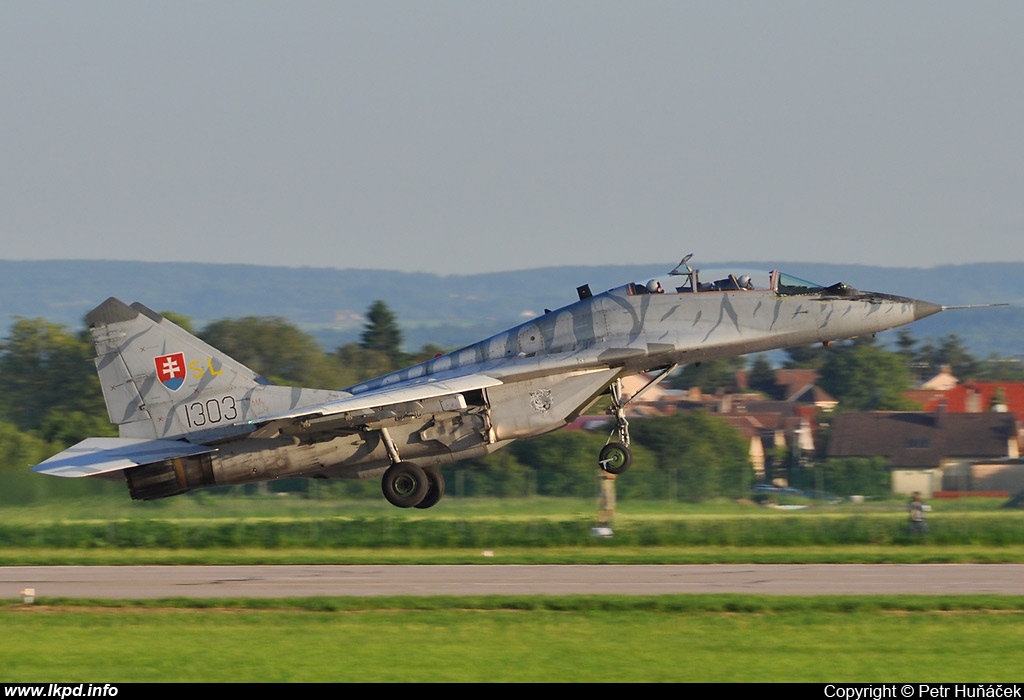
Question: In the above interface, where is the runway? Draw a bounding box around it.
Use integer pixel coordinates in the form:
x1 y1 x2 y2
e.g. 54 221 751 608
4 564 1024 599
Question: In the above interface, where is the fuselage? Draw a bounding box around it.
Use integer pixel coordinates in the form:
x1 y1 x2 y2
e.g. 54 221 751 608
348 275 942 396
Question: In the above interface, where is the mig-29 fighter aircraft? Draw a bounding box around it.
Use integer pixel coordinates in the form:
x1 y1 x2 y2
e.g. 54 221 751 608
33 256 969 508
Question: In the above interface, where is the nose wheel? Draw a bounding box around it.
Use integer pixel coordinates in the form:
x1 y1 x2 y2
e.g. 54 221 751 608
598 442 632 474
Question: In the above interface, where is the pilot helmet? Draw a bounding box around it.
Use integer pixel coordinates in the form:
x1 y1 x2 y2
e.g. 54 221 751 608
646 279 662 293
737 275 752 289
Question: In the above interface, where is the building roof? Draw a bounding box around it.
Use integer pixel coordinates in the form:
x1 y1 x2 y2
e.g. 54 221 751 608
827 411 1018 468
911 382 1024 422
774 369 819 401
919 365 959 391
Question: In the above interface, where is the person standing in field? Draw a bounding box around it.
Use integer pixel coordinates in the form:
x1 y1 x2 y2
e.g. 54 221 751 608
908 491 928 535
593 470 617 537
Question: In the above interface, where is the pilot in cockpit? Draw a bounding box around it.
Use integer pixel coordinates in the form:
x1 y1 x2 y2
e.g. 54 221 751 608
646 279 664 294
709 274 755 291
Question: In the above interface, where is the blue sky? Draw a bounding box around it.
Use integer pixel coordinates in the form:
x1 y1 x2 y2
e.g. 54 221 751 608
3 2 1022 274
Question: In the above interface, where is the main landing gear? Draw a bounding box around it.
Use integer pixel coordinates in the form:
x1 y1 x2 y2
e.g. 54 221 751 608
381 461 445 509
377 427 445 509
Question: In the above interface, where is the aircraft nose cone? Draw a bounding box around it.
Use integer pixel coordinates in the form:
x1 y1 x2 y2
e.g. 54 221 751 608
913 299 943 320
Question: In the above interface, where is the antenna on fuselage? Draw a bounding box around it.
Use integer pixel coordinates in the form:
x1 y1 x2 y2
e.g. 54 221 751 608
668 253 694 276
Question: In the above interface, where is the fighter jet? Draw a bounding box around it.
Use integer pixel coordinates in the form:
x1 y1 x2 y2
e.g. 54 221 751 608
32 256 964 508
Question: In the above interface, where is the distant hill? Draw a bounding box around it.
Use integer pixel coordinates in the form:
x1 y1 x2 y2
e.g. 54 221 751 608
1 259 1022 358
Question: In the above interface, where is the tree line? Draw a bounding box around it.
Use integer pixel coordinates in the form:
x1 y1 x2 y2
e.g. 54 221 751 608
671 329 1024 411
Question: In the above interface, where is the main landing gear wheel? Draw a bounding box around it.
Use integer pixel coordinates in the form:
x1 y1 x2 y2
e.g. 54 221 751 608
414 464 445 510
599 442 632 475
382 461 429 508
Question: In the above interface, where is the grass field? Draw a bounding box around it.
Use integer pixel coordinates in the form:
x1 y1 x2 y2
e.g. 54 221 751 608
3 494 1024 564
4 596 1024 682
3 494 1023 682
6 544 1024 566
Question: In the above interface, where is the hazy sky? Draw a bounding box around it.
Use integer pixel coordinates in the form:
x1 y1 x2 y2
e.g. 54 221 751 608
3 2 1023 274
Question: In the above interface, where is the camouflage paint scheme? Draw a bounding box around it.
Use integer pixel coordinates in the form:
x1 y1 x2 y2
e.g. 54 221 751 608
33 261 945 507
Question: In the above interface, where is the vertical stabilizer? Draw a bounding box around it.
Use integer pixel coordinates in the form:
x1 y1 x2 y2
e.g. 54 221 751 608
86 298 267 440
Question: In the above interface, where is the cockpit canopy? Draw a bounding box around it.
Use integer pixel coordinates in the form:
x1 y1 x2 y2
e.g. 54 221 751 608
668 268 766 293
629 265 843 297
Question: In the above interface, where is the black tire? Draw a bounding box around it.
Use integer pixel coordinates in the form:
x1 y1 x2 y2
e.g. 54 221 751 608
598 442 632 475
414 464 445 509
382 462 429 508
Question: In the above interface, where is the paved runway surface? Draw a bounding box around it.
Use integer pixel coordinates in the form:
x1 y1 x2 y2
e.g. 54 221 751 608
4 564 1024 598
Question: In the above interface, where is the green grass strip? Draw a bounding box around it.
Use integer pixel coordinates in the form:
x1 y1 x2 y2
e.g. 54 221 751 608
5 595 1024 682
8 593 1024 612
5 544 1024 565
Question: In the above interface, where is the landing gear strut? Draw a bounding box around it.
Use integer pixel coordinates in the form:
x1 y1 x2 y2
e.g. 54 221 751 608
600 378 633 475
377 427 445 509
598 368 679 475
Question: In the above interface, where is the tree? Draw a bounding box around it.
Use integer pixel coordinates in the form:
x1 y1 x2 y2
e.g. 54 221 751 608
818 339 918 411
160 310 197 335
783 343 828 371
630 411 752 502
668 357 746 393
791 456 891 498
200 316 341 387
976 355 1024 382
932 334 980 380
747 355 779 397
893 329 929 385
0 319 105 433
509 430 631 497
360 300 403 362
456 450 532 497
894 328 917 360
407 343 448 366
334 342 401 386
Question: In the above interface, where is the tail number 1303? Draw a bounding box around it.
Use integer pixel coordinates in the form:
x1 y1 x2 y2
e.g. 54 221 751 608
183 396 238 428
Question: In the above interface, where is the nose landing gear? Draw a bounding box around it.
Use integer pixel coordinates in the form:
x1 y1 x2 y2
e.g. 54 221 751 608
600 378 633 475
597 368 678 474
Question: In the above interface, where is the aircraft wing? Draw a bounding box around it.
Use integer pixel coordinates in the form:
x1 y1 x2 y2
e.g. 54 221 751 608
253 371 505 426
34 372 505 477
32 438 216 478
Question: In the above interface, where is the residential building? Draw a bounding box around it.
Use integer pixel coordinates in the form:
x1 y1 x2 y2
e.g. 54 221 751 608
827 411 1021 497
